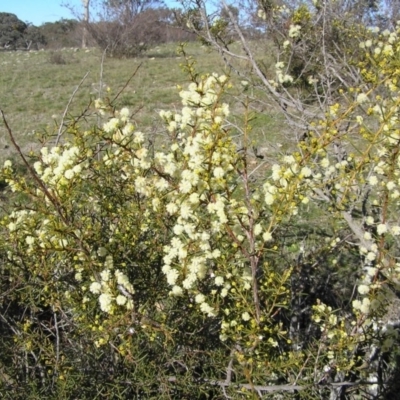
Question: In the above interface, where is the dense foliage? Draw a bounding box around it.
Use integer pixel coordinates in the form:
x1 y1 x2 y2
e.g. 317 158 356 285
39 19 82 49
0 13 46 50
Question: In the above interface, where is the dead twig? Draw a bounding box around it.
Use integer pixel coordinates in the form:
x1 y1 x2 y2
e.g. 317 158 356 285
56 71 90 145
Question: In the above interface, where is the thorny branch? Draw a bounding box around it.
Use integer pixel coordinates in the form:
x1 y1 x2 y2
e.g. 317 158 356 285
1 110 68 224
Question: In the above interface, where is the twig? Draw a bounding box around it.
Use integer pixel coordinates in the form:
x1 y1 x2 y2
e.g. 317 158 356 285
166 375 378 393
99 46 108 100
56 71 90 145
52 307 60 388
1 110 67 224
95 46 108 161
53 308 60 366
220 0 312 119
111 62 142 104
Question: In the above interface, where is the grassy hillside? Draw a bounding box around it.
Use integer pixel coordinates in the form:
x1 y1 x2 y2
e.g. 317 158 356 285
0 42 284 163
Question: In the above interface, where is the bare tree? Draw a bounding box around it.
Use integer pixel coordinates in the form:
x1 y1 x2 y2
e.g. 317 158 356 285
81 0 90 48
103 0 162 23
93 0 165 57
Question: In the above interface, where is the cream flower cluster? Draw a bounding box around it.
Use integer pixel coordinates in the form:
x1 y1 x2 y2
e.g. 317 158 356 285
275 61 294 84
6 209 38 254
257 9 267 20
160 74 229 134
102 112 142 146
359 27 397 59
156 75 244 316
89 255 134 313
263 155 316 214
33 145 83 188
288 24 301 38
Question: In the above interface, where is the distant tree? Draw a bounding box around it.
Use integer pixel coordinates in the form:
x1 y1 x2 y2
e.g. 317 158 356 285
24 24 47 50
0 13 27 49
81 0 91 48
219 3 239 21
104 0 160 22
39 19 81 49
83 0 165 57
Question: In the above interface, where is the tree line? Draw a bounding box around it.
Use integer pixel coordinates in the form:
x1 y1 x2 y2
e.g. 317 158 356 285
0 3 195 53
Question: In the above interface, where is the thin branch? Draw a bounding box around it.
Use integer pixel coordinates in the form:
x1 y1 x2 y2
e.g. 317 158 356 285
220 0 312 118
111 62 142 104
53 308 60 366
98 46 108 100
56 71 90 145
167 375 377 392
1 110 67 224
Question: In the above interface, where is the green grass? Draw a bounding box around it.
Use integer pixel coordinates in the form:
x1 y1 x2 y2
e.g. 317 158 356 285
0 42 285 163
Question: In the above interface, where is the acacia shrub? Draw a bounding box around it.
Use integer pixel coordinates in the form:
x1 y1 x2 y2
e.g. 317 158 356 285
1 26 400 398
